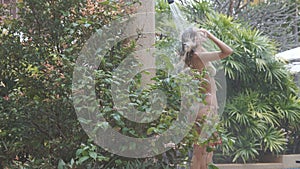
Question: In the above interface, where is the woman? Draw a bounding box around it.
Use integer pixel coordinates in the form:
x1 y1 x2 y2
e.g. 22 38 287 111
180 27 233 169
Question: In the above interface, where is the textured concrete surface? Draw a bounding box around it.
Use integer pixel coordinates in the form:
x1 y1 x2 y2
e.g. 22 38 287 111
216 154 300 169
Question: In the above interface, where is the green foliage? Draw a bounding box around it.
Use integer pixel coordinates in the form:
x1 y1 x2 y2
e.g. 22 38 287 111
208 163 220 169
221 90 288 162
1 0 203 168
181 1 300 163
2 0 300 167
0 0 138 168
123 159 172 169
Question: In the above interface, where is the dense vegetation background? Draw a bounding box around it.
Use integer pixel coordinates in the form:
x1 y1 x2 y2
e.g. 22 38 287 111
1 0 300 168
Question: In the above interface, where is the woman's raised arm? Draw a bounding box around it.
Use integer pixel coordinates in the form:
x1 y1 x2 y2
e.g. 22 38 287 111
196 29 233 62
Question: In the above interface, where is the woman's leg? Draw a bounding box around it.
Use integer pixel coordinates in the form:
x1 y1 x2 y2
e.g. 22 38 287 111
191 94 216 169
191 144 213 169
190 105 211 169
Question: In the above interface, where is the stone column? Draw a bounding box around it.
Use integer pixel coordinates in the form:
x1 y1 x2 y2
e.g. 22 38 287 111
126 0 156 87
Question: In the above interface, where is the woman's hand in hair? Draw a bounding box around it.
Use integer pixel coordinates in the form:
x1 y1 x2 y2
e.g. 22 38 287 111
196 28 233 60
197 28 212 39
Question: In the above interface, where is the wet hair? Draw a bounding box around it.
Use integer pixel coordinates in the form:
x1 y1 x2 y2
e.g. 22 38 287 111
181 27 202 66
180 27 216 76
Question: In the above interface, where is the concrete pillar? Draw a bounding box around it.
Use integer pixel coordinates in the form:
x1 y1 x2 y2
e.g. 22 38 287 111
126 0 156 86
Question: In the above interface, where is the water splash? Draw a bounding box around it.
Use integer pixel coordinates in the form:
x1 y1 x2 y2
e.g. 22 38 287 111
169 3 216 51
169 3 191 35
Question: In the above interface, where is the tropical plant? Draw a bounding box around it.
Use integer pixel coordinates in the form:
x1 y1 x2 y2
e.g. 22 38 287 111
181 1 300 163
2 0 299 167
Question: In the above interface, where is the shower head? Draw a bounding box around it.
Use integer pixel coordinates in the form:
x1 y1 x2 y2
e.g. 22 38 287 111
168 0 174 4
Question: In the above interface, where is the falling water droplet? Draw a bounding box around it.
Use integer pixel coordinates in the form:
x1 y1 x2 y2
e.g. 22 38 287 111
169 3 191 35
